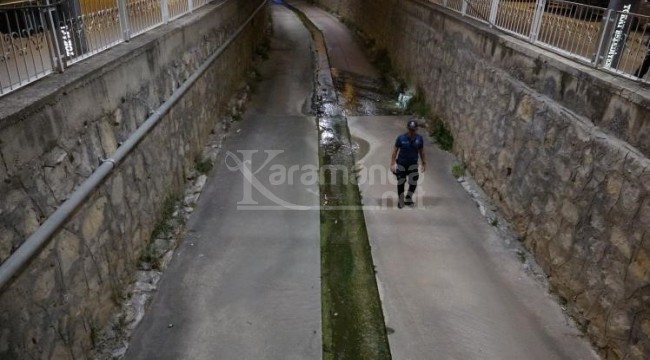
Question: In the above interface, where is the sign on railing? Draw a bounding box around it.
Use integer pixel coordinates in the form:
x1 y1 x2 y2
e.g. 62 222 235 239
0 0 215 96
600 0 645 74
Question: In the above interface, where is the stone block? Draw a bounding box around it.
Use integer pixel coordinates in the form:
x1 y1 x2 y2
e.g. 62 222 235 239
81 197 107 241
608 310 631 340
32 267 56 303
110 174 125 209
0 327 9 353
112 108 123 126
19 206 41 240
548 236 571 267
609 226 632 260
51 342 70 359
628 249 650 288
0 227 15 263
617 180 642 218
553 156 572 183
0 162 7 187
56 230 81 277
560 200 579 225
97 121 119 156
44 161 74 203
43 147 68 168
515 95 535 123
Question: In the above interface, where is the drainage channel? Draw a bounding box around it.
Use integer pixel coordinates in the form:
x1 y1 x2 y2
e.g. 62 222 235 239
283 3 392 359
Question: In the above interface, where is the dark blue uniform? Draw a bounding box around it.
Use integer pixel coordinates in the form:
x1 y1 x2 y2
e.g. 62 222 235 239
394 133 423 205
395 133 424 167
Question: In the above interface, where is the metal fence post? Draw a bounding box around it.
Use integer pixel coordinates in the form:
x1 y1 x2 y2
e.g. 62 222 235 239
461 0 468 15
593 9 613 67
529 0 546 42
44 0 65 72
161 0 169 23
189 0 194 12
489 0 499 25
117 0 130 41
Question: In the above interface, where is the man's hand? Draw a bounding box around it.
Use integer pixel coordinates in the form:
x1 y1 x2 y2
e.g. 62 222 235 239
421 162 426 173
390 163 397 173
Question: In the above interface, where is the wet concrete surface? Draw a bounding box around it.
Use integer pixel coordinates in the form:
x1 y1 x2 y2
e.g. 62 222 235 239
288 0 401 117
124 5 321 360
332 68 401 116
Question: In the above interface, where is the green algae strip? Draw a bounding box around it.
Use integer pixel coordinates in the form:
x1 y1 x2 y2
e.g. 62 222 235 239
279 4 392 358
319 126 392 360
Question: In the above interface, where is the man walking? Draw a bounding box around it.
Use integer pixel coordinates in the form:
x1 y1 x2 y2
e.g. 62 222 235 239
390 119 426 208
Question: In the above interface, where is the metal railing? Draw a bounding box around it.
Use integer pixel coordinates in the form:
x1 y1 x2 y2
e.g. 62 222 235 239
0 0 216 96
0 1 55 94
431 0 650 82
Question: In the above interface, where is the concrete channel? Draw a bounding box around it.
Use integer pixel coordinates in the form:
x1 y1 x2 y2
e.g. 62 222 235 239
124 1 603 359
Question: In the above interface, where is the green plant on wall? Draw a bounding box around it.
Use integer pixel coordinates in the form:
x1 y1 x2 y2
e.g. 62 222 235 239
430 116 453 151
140 193 182 270
196 157 214 175
406 92 431 118
255 38 271 60
373 48 393 76
451 162 465 178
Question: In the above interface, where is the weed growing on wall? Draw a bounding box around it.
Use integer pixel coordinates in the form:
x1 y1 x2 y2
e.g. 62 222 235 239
255 38 271 60
139 193 182 270
373 48 393 75
151 194 180 239
430 116 454 151
406 92 431 118
195 155 214 175
451 162 465 178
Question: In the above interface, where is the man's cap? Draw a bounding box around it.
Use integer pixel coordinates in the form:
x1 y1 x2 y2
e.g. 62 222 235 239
407 120 418 129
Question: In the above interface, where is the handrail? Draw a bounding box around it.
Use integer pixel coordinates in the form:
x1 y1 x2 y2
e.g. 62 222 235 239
0 0 267 291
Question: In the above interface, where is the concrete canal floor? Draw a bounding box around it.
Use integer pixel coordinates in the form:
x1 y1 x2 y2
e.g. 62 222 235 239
125 1 602 359
125 5 321 359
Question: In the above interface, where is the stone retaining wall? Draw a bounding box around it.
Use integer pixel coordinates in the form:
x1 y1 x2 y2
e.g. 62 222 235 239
0 0 267 358
314 0 650 359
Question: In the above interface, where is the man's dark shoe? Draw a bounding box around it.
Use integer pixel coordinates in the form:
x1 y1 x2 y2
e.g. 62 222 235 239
398 195 405 209
405 195 414 207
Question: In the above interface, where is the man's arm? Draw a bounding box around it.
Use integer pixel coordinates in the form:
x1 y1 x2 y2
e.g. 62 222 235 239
390 146 398 173
419 147 426 173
